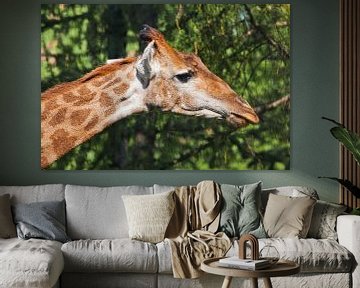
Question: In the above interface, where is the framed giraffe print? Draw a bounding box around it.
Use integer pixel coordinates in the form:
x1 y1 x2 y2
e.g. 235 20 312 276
41 4 290 170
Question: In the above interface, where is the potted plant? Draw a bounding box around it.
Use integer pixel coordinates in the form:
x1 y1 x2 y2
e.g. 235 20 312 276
320 117 360 215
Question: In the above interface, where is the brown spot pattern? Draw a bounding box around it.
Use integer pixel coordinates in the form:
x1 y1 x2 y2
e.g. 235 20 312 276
50 129 77 158
77 86 92 96
63 92 77 103
44 99 60 111
100 92 114 108
49 107 67 127
42 97 62 124
102 78 122 89
84 115 99 131
113 83 129 95
92 73 116 87
70 109 91 126
74 92 96 106
105 107 116 117
41 110 51 122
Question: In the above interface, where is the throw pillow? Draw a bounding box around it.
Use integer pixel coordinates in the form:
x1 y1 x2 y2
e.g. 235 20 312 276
12 200 70 243
263 193 316 238
122 191 175 243
307 200 347 240
218 182 266 238
0 194 17 238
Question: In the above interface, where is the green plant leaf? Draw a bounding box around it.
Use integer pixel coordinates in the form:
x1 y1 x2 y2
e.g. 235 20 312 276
330 127 360 165
322 117 360 165
318 177 360 198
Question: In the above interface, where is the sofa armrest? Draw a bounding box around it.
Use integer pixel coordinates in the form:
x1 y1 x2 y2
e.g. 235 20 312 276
337 215 360 288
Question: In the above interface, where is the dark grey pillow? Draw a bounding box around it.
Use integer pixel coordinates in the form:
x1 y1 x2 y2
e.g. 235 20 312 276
218 182 266 238
12 200 70 243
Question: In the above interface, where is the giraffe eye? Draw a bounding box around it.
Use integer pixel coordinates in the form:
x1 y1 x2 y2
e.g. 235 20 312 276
175 71 193 83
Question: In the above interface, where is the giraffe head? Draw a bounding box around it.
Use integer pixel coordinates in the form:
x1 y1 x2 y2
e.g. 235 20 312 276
136 25 259 127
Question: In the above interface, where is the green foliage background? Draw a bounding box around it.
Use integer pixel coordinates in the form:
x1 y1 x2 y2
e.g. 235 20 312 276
41 4 290 170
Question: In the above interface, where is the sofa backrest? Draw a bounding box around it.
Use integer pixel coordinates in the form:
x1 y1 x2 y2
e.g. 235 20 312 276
65 184 153 240
0 184 320 240
0 184 65 204
153 184 176 194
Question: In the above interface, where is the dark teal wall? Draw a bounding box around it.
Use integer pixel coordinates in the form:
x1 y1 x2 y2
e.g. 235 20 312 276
0 0 340 202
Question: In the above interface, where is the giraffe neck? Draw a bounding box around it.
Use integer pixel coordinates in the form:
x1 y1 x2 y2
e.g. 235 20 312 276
41 57 145 168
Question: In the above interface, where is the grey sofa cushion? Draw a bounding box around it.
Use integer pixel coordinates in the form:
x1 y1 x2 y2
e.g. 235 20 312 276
0 238 64 288
62 239 158 273
0 184 65 204
308 200 347 240
65 185 153 239
12 200 70 243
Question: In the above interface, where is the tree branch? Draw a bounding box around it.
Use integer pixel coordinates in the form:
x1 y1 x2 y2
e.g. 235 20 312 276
255 95 290 115
41 13 90 31
244 5 290 59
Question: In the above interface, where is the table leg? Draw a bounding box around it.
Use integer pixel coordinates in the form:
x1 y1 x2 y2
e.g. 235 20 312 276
222 276 233 288
263 277 273 288
251 278 258 288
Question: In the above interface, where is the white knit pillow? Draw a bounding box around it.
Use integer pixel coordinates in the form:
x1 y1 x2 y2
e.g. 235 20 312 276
122 191 175 243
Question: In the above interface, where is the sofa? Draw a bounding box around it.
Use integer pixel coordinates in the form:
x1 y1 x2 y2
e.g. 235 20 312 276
0 183 359 288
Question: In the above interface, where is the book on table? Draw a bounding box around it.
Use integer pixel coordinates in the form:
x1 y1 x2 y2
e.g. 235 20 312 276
218 257 271 270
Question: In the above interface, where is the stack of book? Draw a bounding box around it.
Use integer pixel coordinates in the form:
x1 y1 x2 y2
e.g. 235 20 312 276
218 257 271 270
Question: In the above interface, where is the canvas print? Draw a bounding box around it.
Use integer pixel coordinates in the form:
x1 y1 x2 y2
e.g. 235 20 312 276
41 4 290 170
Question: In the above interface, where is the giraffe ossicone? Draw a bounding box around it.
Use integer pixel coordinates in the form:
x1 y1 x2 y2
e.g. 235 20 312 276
41 25 259 169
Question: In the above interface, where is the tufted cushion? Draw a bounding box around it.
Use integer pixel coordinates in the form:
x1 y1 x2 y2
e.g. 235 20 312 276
122 191 175 243
62 239 158 273
0 238 64 288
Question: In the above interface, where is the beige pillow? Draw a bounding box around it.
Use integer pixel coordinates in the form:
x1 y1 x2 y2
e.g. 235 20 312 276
0 194 17 238
263 193 316 238
122 191 175 243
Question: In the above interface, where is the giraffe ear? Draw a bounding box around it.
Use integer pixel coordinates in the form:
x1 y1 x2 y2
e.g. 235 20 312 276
136 41 156 89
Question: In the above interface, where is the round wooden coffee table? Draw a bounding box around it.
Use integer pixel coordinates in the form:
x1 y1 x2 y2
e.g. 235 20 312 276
201 257 300 288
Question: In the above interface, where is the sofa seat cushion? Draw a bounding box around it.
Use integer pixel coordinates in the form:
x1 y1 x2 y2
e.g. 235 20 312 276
231 238 353 273
0 238 64 288
157 238 353 274
62 239 158 273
